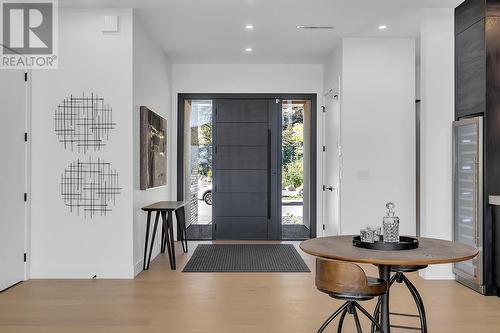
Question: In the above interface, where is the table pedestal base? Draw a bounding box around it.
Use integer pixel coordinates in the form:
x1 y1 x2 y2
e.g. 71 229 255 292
372 271 428 333
378 265 391 333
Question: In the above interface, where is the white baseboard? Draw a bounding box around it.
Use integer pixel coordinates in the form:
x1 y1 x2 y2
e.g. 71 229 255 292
30 264 135 279
134 259 144 277
419 264 455 280
31 248 162 279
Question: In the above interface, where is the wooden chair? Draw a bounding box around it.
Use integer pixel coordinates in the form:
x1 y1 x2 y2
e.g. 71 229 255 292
315 258 387 333
371 265 428 333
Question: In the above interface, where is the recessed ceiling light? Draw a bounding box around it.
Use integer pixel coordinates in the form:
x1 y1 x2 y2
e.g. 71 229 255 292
378 25 387 30
245 47 253 52
297 25 334 30
245 24 254 30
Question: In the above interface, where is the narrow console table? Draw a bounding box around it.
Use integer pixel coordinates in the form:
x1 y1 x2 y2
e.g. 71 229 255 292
141 201 189 270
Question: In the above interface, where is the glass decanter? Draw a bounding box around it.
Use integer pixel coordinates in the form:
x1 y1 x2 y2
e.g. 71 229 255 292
383 202 399 243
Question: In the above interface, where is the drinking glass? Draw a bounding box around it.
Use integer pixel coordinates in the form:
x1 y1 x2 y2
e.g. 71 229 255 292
367 225 382 242
360 228 375 243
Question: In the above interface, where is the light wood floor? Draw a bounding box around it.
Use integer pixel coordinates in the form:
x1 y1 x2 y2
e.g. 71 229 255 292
1 241 499 333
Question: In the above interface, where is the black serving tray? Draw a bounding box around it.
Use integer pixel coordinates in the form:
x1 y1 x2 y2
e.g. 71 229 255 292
352 236 419 251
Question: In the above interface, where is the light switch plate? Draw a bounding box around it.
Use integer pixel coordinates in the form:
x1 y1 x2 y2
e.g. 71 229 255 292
102 15 119 32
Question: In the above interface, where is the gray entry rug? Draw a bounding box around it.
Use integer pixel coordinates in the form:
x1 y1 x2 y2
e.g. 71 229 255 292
182 244 310 272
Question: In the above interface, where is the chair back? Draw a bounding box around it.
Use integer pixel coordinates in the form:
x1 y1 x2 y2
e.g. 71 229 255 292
315 258 369 295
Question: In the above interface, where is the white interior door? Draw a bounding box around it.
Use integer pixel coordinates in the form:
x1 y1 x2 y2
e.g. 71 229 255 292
0 70 27 291
322 89 341 236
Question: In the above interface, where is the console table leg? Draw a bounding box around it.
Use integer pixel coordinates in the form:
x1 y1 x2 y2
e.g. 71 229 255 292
161 211 174 270
167 210 176 269
142 211 151 271
176 206 188 253
146 212 160 270
161 220 166 254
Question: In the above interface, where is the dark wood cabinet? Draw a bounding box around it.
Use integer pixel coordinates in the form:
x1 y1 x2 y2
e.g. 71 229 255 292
456 0 485 34
455 0 500 296
455 19 485 119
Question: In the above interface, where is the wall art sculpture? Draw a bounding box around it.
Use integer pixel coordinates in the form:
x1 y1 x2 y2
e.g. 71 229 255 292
61 157 122 218
54 93 116 153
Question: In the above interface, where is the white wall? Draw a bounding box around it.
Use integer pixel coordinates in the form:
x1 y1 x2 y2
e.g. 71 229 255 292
419 9 455 280
171 64 324 232
340 38 416 235
171 64 323 95
323 43 343 93
132 16 173 276
30 9 134 278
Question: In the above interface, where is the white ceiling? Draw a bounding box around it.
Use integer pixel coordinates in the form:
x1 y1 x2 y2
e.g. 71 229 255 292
61 0 463 64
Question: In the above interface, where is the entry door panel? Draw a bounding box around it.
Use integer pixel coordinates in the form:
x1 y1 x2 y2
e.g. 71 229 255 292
216 99 269 122
215 193 268 216
217 123 268 145
217 170 267 192
216 146 267 169
214 99 270 239
0 70 26 291
216 217 269 240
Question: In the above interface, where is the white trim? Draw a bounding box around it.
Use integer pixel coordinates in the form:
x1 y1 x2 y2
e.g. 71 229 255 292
24 69 32 281
30 265 136 279
134 259 144 277
321 77 341 236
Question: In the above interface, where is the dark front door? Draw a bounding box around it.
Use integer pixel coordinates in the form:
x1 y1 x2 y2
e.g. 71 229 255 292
214 99 278 239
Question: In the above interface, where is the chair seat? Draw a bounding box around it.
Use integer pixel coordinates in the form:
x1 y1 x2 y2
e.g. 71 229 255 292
315 258 388 300
315 259 388 333
391 265 428 273
366 277 388 295
320 276 387 300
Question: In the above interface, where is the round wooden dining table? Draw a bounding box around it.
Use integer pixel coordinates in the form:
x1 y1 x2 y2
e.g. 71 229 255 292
300 236 478 333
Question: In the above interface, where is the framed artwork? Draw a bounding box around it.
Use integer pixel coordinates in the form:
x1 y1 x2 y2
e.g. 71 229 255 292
140 106 167 190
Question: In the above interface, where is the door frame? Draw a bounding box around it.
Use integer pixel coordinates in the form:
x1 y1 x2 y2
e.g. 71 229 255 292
322 85 342 237
177 93 317 240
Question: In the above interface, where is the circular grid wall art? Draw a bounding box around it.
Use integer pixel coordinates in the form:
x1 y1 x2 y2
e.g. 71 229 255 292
61 157 122 219
54 92 116 153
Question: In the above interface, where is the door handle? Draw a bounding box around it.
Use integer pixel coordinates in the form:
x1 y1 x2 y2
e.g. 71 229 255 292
326 186 336 192
473 156 479 247
268 129 271 219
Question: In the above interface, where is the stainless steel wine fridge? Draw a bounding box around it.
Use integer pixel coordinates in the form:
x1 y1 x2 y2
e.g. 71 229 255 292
453 116 485 294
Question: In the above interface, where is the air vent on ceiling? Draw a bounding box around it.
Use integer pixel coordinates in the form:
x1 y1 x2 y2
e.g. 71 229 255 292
297 25 334 30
